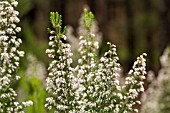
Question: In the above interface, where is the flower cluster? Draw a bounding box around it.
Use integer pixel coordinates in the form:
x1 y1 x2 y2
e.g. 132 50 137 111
73 9 103 112
141 47 170 113
66 5 102 67
0 0 32 112
45 12 76 112
120 53 147 113
45 9 147 113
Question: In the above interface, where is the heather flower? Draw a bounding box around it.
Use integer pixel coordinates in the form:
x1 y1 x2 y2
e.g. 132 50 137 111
119 53 147 113
45 12 76 112
141 47 170 113
77 7 102 45
45 9 147 113
0 0 32 112
66 6 102 67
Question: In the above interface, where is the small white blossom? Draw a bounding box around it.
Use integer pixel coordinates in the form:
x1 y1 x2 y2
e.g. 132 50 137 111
15 27 21 32
62 35 67 40
22 101 33 107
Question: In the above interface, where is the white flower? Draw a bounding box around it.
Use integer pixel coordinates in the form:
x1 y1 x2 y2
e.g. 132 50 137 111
78 69 84 75
114 79 120 85
94 41 99 49
15 27 21 32
18 51 24 57
22 101 33 107
6 28 13 34
46 97 54 104
62 35 67 40
117 93 123 100
12 1 18 7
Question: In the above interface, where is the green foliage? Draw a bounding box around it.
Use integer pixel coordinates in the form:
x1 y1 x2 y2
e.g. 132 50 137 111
20 75 46 113
49 12 66 36
83 8 94 31
17 54 47 113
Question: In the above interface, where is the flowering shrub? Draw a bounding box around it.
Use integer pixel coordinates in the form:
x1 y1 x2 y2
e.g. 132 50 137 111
141 47 170 113
0 0 32 112
45 9 147 113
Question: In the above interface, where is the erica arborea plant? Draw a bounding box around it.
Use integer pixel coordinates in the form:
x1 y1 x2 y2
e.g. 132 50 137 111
45 9 147 113
0 0 32 112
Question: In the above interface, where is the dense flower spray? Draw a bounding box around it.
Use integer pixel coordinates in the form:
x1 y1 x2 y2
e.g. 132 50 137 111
0 0 32 112
45 12 76 112
141 47 170 113
45 9 147 113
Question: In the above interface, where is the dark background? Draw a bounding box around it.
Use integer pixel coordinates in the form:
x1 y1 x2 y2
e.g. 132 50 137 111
17 0 170 76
